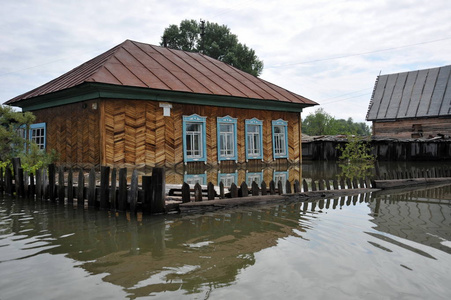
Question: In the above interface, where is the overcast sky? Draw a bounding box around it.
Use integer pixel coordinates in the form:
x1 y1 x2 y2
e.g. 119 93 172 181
1 0 450 122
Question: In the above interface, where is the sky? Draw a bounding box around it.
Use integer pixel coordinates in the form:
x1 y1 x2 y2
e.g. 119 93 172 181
1 0 450 123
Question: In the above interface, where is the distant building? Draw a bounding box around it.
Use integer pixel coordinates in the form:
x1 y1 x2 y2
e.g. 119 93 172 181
6 40 317 167
366 65 451 139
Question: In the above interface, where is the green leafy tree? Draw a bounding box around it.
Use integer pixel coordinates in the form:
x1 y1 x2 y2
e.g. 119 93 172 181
337 135 375 180
0 105 57 174
161 19 264 77
302 108 371 136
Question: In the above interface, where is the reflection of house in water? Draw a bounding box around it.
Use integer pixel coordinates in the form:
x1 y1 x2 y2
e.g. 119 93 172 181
368 185 451 254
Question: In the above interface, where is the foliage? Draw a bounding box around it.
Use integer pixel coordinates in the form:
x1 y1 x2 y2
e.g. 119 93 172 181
161 19 264 77
0 105 57 174
337 135 375 180
302 108 371 136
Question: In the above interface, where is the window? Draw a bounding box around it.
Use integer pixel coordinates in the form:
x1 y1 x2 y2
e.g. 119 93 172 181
29 123 46 150
272 119 288 159
217 116 237 161
184 173 207 186
218 172 238 187
245 118 263 160
183 115 207 162
274 171 288 193
246 171 263 186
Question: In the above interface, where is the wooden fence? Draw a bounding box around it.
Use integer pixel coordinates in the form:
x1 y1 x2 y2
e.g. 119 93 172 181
0 158 166 215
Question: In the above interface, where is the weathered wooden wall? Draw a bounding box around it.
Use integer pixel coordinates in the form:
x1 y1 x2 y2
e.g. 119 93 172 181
101 99 302 167
372 117 451 139
33 101 101 166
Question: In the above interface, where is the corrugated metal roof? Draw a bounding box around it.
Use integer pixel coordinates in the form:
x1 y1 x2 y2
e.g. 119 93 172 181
366 65 451 121
6 40 317 107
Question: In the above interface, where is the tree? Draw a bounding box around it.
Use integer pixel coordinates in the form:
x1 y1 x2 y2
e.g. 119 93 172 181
0 105 57 173
161 19 264 77
302 108 371 136
337 135 375 180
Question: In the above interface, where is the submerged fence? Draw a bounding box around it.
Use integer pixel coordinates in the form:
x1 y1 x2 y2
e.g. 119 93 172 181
0 158 166 215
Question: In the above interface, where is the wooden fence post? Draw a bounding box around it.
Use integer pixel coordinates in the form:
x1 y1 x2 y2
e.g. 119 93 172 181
207 182 215 200
12 157 21 197
311 180 317 191
5 167 13 195
77 169 84 207
181 182 191 203
58 167 65 202
67 168 73 205
118 168 127 212
277 180 283 195
332 179 338 190
194 183 202 201
36 169 42 200
269 180 276 195
129 169 138 214
151 168 166 213
17 168 24 198
219 182 225 199
240 182 249 197
0 166 4 195
326 180 331 190
285 180 291 194
294 180 301 193
252 181 259 196
261 181 267 195
318 179 325 191
100 166 110 209
48 164 56 201
230 183 238 198
302 179 308 192
28 172 35 199
88 167 96 207
110 168 117 211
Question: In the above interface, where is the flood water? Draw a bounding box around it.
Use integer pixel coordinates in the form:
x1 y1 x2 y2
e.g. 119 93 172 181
1 182 450 299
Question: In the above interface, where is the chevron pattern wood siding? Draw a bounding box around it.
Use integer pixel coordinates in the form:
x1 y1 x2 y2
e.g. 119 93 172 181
33 101 100 166
35 99 301 167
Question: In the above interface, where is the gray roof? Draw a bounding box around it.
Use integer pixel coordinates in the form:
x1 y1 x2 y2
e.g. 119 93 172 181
366 65 451 121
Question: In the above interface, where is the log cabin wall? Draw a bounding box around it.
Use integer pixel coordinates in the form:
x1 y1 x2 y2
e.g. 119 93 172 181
32 100 101 166
372 117 451 139
101 99 302 167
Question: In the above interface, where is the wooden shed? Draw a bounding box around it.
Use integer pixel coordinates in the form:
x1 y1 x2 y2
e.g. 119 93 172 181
6 40 317 168
366 65 451 138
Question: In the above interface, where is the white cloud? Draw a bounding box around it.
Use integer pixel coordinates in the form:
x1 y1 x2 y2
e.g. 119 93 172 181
1 0 450 122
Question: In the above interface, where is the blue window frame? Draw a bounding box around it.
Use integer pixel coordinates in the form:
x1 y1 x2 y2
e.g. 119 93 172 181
246 171 264 186
245 118 263 160
29 123 46 150
272 119 288 159
217 116 238 162
274 171 288 193
183 114 207 163
184 173 207 186
218 172 238 187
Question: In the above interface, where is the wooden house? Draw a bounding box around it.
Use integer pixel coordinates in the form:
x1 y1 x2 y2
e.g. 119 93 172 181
366 65 451 139
5 40 317 168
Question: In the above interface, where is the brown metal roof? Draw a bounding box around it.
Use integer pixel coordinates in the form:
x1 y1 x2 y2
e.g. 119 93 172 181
6 40 317 106
366 65 451 121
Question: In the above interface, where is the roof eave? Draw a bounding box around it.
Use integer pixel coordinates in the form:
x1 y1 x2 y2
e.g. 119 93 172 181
10 82 318 113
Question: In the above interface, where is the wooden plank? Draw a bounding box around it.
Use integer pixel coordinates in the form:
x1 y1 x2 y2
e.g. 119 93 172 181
129 169 138 214
48 164 56 201
194 183 202 201
261 181 267 195
87 168 96 207
182 182 191 203
207 182 215 200
151 168 166 213
118 168 127 211
67 168 73 204
100 166 110 209
58 167 65 202
142 175 152 213
77 169 84 207
110 168 117 211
